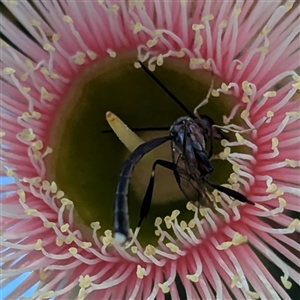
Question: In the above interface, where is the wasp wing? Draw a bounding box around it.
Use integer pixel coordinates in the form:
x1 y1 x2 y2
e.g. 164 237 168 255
173 151 215 209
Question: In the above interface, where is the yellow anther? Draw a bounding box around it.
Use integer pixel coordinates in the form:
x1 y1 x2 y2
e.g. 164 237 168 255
286 111 300 119
232 232 248 245
271 137 279 150
190 57 205 65
91 222 100 230
170 210 180 220
35 239 43 250
156 54 163 66
175 50 185 58
69 247 78 255
273 189 284 197
109 4 119 11
180 220 187 230
60 224 69 232
230 173 238 183
136 265 146 279
41 291 54 299
155 230 160 236
50 72 60 79
31 140 43 151
30 19 40 26
263 91 276 97
43 221 56 228
79 275 91 288
63 15 73 23
218 241 232 250
43 43 55 52
155 217 162 227
229 200 240 208
234 7 241 17
242 81 252 94
25 208 38 215
152 29 163 37
164 216 172 229
17 189 26 202
132 22 142 34
41 87 54 101
188 220 195 228
3 67 16 75
77 288 85 300
258 46 269 54
81 242 92 249
39 269 47 281
166 243 179 253
218 20 227 28
261 26 270 36
56 237 63 247
232 164 240 173
186 274 199 282
20 87 31 94
284 1 294 12
241 110 250 120
65 234 74 244
281 276 292 289
202 14 214 21
144 244 156 256
267 110 274 118
242 96 250 103
40 67 50 75
235 132 244 145
56 190 64 199
247 290 260 299
221 83 229 91
158 283 170 293
24 59 34 69
203 60 211 69
288 219 300 230
131 246 138 253
231 275 240 287
278 197 287 208
266 183 277 193
285 159 297 168
107 50 116 58
212 89 219 97
86 50 97 60
61 198 73 206
52 33 60 42
146 39 158 48
192 24 204 30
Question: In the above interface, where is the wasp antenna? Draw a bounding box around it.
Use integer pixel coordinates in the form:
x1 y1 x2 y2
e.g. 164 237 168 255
138 60 194 118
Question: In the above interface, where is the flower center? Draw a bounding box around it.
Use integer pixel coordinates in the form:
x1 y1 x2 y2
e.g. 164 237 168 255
47 54 241 245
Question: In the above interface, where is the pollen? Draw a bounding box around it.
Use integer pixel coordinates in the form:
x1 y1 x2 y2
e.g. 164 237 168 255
166 243 179 253
20 87 31 94
69 247 78 255
39 269 47 281
17 189 26 202
235 132 245 145
41 291 55 299
56 237 63 247
217 241 233 250
286 111 300 119
132 22 143 34
261 25 270 36
284 1 294 12
242 81 252 94
61 198 73 206
263 91 276 97
190 58 205 66
285 159 297 168
186 274 199 282
271 137 279 150
144 244 156 256
78 288 85 300
278 197 287 208
229 200 241 208
266 183 277 193
247 290 260 299
63 15 73 23
192 24 204 30
79 275 91 288
231 275 240 288
212 89 219 97
43 43 55 52
218 20 227 28
50 181 58 193
242 96 250 103
43 221 55 228
3 67 16 75
35 239 42 250
232 232 248 245
156 54 164 66
146 39 158 48
107 49 117 58
52 33 60 42
221 83 229 91
158 283 170 293
241 110 250 120
25 208 37 215
170 209 180 220
131 246 138 253
280 276 292 289
60 224 69 232
258 46 269 54
180 220 187 230
155 217 162 227
164 216 172 229
175 50 185 58
188 220 195 228
81 242 92 249
136 265 146 279
91 222 100 230
202 14 214 21
287 219 300 230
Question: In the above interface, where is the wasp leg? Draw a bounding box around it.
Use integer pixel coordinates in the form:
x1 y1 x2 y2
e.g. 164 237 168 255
138 159 178 227
204 179 255 205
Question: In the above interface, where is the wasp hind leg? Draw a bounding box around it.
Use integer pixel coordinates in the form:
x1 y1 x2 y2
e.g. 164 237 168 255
138 159 178 228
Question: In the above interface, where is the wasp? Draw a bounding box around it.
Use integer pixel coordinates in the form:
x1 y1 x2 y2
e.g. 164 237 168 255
113 61 255 244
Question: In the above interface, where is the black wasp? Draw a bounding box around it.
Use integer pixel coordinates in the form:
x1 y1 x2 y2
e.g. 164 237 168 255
113 61 256 244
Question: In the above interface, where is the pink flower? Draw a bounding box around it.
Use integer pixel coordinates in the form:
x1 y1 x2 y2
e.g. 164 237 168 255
1 1 299 299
